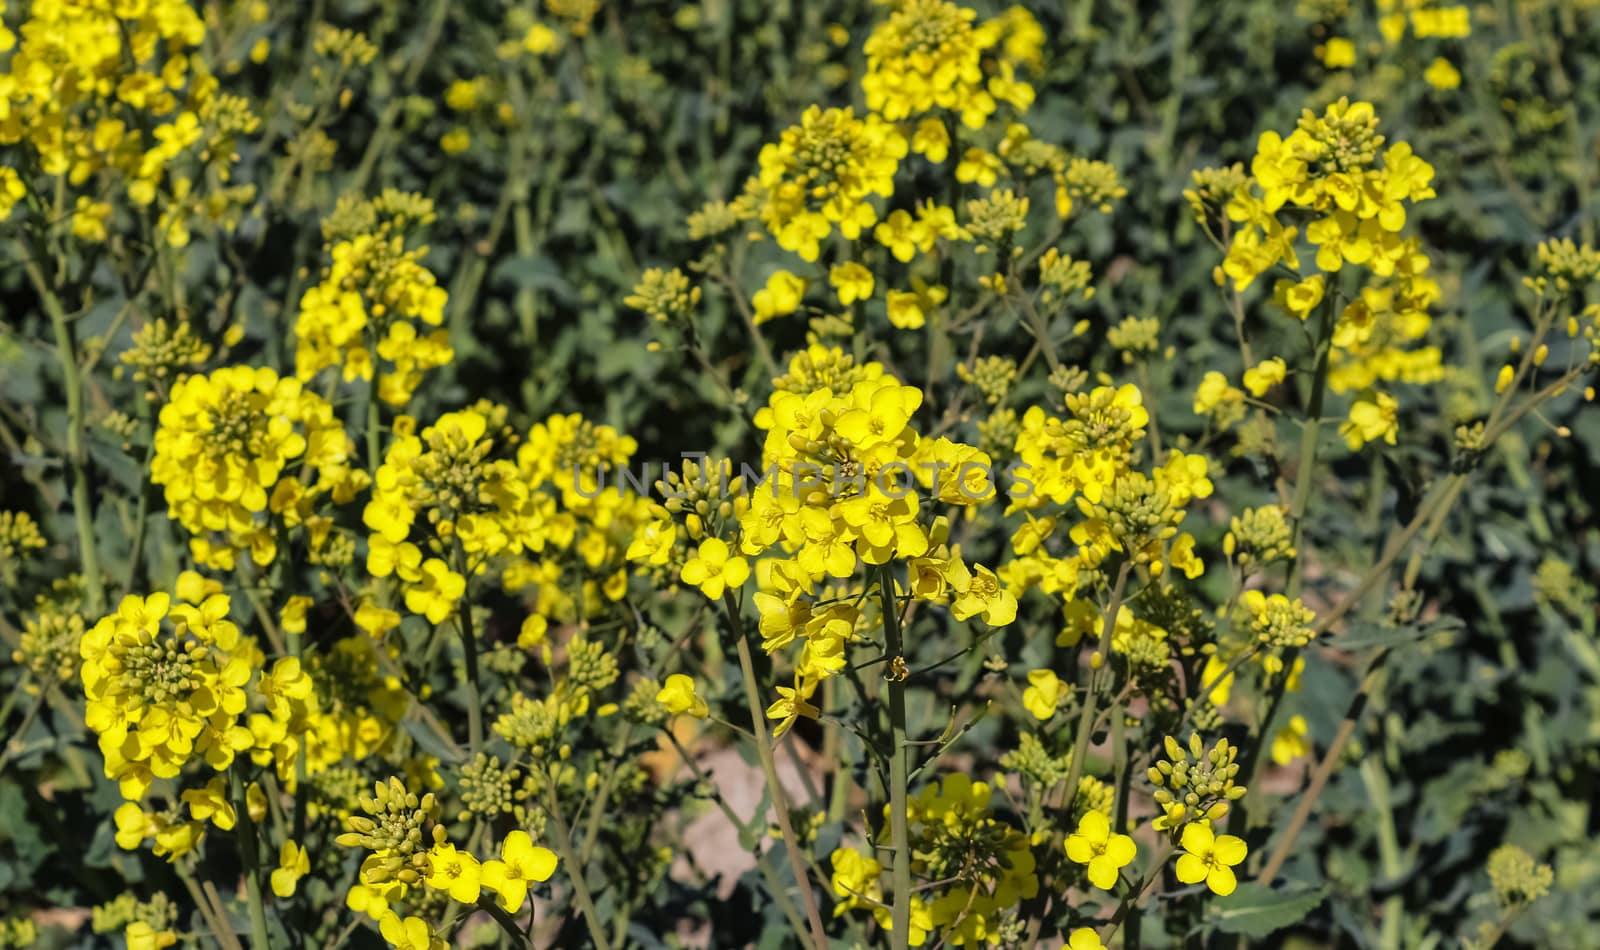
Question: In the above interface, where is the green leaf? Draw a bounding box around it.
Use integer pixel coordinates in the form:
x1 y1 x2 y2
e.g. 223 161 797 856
1206 882 1327 939
1327 616 1462 652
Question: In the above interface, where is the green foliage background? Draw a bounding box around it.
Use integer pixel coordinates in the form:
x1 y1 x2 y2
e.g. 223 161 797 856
1 0 1597 947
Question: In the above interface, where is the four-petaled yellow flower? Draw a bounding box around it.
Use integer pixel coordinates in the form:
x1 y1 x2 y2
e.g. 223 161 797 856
1340 391 1399 450
680 538 750 600
753 270 807 324
271 840 310 898
1175 820 1248 896
425 841 482 904
378 912 447 950
1067 928 1106 950
480 830 558 912
830 262 875 306
1021 669 1062 720
657 674 710 719
1064 810 1136 890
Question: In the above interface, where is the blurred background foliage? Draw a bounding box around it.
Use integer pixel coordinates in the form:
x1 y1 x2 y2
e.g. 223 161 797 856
1 0 1598 947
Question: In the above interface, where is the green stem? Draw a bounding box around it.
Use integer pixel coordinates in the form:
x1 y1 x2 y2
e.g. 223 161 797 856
458 603 484 753
1059 562 1132 813
1286 294 1337 599
824 676 853 824
349 0 451 194
475 894 530 948
23 246 105 614
878 567 912 950
1362 755 1405 950
122 430 157 595
723 594 830 950
544 783 612 950
176 862 245 950
365 366 382 472
231 766 272 950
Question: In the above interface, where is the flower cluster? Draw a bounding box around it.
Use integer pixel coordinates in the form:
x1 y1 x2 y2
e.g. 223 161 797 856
80 592 253 800
1197 99 1445 447
295 192 451 406
0 0 256 244
151 365 363 569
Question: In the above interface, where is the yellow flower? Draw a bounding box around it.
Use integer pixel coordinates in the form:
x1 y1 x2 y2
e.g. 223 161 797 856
1064 810 1136 890
440 128 471 154
875 209 931 262
1067 928 1106 950
1022 669 1062 720
1423 57 1460 91
752 269 807 324
656 674 709 719
182 777 237 830
950 565 1017 626
1318 37 1355 69
404 559 466 625
378 912 447 950
766 679 821 738
480 830 558 912
151 365 351 567
1271 715 1312 765
1175 821 1247 896
830 846 884 914
625 517 678 565
1339 391 1399 449
1276 275 1325 320
829 262 875 306
0 169 26 222
887 289 926 329
271 840 311 898
1200 654 1234 707
1194 372 1245 417
911 117 951 162
518 614 549 649
1242 358 1287 397
680 538 750 600
280 595 313 635
126 922 178 950
425 842 482 904
755 106 906 261
523 23 560 55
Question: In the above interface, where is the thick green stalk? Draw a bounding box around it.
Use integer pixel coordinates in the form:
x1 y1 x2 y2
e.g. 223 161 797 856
544 784 613 950
458 603 484 753
290 629 308 844
722 594 830 950
1286 295 1338 599
1059 562 1132 813
230 766 272 950
877 567 912 950
365 367 382 472
24 249 105 615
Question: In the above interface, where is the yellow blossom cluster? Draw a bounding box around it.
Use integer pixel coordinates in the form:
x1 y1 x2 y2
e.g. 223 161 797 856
1200 99 1446 447
0 0 257 243
861 1 1040 133
151 366 365 570
753 105 908 262
729 349 1015 735
80 592 253 800
295 193 452 406
505 412 655 625
363 408 526 623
